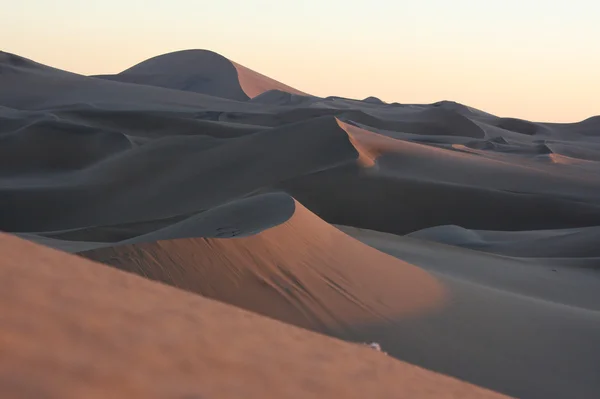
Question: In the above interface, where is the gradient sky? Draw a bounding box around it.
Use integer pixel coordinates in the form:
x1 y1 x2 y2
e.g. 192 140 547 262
3 0 599 122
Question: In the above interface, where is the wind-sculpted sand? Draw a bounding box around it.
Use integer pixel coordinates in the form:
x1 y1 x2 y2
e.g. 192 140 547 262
0 233 505 399
2 48 600 398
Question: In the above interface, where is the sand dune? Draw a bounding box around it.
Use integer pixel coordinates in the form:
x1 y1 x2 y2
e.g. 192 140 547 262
0 116 361 232
278 119 600 236
82 201 445 334
95 50 250 100
340 225 600 398
0 120 131 176
94 49 306 100
2 49 600 398
339 120 599 198
0 51 71 75
345 107 487 138
0 234 506 399
0 51 256 112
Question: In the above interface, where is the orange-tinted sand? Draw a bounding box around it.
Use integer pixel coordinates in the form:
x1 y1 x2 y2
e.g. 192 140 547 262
232 61 307 98
0 233 506 399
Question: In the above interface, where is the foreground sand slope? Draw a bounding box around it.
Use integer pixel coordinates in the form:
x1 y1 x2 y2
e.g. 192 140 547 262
0 233 506 399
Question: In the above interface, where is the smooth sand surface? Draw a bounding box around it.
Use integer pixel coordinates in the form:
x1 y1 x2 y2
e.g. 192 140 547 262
0 233 506 399
82 200 445 334
231 60 307 99
2 49 600 398
93 50 306 100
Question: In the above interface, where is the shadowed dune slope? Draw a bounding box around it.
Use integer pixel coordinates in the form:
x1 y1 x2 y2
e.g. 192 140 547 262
0 52 254 111
82 201 445 334
279 162 600 235
272 119 600 235
0 116 361 232
0 233 505 399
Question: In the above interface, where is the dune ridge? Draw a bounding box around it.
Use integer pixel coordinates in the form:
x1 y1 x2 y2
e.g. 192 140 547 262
0 233 506 399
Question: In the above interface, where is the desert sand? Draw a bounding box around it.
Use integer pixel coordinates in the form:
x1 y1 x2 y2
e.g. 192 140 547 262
1 49 600 398
0 233 506 399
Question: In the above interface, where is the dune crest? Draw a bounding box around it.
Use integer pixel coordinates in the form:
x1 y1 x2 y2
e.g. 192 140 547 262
336 119 379 167
82 200 446 334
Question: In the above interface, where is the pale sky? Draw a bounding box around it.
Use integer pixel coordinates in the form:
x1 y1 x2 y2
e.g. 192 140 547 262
3 0 599 122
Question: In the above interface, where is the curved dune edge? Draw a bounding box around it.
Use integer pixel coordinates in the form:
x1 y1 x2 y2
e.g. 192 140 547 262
336 119 379 167
337 117 452 159
82 200 446 334
0 234 504 399
232 61 308 98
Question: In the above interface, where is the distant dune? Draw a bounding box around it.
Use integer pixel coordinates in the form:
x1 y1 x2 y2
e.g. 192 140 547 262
2 49 600 399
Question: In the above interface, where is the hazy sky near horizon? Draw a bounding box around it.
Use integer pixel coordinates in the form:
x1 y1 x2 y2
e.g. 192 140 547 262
3 0 599 121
